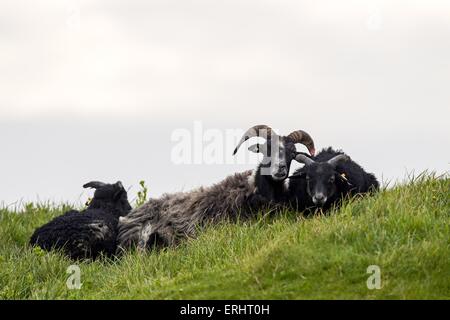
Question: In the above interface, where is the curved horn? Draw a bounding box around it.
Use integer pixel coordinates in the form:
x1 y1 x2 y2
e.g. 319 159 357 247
294 153 315 166
83 181 107 189
233 125 277 155
287 130 315 156
327 154 350 167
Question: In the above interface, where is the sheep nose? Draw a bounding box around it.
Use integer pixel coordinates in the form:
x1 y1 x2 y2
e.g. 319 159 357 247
313 194 327 205
274 167 287 178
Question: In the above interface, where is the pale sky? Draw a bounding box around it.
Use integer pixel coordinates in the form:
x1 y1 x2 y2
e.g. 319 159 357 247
1 0 449 206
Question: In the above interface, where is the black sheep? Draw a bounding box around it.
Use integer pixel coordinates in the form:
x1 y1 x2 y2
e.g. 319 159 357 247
29 181 132 260
288 147 379 212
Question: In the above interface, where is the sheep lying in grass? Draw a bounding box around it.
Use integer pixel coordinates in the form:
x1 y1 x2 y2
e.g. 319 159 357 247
288 147 379 212
118 125 315 250
29 181 132 260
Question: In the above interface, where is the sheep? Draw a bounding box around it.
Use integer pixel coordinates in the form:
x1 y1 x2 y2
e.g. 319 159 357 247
287 147 379 212
29 181 132 260
233 125 315 201
117 125 315 250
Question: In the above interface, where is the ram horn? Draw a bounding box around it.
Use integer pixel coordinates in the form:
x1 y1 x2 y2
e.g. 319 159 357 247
83 181 107 189
294 153 315 166
327 154 350 167
287 130 315 156
233 125 277 155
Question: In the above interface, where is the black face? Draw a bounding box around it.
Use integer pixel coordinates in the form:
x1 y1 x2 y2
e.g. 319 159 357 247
92 182 133 213
304 163 339 206
257 137 297 181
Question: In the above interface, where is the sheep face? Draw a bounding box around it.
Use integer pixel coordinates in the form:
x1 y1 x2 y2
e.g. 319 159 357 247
248 136 297 181
303 163 340 206
291 153 351 207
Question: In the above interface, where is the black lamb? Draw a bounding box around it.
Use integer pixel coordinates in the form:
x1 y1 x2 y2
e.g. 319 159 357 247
29 181 132 260
288 147 379 212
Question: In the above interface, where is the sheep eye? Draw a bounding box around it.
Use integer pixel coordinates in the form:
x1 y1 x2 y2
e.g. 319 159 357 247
329 176 335 183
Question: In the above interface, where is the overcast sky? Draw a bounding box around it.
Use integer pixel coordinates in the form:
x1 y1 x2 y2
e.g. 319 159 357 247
1 0 449 206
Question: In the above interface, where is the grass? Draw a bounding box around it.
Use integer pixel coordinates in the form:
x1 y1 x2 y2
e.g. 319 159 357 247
0 173 448 299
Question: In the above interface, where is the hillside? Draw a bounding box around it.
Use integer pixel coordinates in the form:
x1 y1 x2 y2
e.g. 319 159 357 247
0 173 448 299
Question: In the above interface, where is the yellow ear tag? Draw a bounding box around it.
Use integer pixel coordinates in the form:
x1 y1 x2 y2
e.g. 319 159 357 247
85 197 92 207
340 173 348 181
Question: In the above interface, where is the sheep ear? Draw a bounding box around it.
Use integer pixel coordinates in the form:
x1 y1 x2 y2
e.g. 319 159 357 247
113 181 126 199
337 172 352 186
248 144 261 154
83 181 106 189
115 181 124 189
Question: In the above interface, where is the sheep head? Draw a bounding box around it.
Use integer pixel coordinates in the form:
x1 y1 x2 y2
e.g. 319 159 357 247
233 125 315 181
83 181 132 215
291 153 351 206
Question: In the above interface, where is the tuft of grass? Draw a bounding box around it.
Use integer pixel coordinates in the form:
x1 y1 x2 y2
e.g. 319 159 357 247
0 173 448 299
135 180 148 208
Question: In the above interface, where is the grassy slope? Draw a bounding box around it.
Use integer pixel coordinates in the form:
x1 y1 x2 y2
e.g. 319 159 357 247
0 174 448 300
